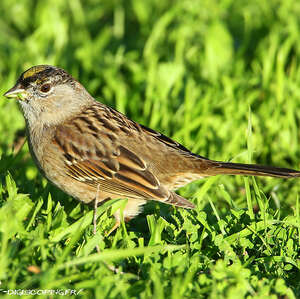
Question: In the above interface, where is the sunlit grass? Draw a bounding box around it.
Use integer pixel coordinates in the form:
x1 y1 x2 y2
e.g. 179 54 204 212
0 0 300 298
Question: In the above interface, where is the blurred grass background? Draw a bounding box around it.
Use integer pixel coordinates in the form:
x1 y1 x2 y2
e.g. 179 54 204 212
0 0 300 298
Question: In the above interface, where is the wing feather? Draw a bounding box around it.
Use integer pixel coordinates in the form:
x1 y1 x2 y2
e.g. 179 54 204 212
53 110 170 202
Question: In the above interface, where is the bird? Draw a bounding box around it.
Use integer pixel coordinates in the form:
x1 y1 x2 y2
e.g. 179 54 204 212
4 65 300 235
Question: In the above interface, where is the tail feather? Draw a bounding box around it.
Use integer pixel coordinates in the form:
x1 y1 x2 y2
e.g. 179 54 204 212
163 160 300 210
207 161 300 178
165 192 195 209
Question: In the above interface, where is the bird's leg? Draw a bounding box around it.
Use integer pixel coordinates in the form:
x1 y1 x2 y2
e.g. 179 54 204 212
106 217 120 236
93 190 123 273
106 205 128 236
105 199 145 236
93 184 101 253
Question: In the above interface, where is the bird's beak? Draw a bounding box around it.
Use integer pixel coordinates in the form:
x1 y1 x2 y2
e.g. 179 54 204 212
3 83 28 101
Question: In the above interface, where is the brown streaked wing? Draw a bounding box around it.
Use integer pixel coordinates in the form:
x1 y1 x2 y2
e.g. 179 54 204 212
53 115 170 202
65 157 170 201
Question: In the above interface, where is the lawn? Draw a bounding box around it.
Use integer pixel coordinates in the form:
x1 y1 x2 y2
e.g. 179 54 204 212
0 0 300 298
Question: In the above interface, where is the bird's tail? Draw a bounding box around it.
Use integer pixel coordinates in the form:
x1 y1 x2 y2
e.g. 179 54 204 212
205 161 300 178
162 161 300 210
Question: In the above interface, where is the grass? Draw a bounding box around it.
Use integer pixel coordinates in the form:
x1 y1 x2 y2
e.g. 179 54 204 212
0 0 300 298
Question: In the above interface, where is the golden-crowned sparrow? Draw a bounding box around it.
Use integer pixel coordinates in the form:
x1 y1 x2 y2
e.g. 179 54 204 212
4 65 300 233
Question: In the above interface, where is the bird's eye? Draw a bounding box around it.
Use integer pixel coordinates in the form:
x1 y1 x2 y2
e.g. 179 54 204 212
40 83 51 93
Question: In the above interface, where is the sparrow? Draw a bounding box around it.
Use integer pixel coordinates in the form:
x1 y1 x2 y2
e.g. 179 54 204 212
4 65 300 234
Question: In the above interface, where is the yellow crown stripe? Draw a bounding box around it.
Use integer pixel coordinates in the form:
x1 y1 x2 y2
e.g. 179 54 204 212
23 65 47 79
